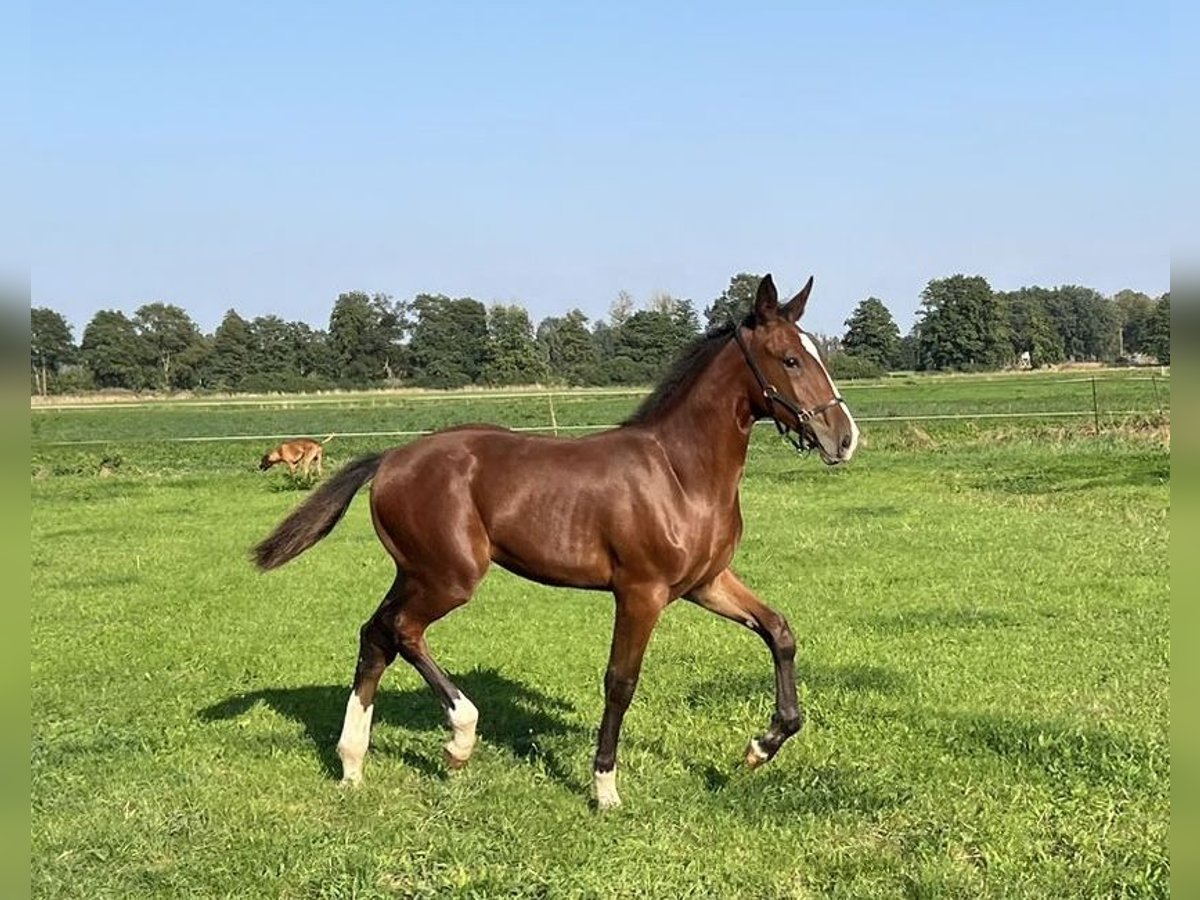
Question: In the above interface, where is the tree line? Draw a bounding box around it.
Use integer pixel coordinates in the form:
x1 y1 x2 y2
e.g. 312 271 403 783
839 277 1170 376
30 272 1169 395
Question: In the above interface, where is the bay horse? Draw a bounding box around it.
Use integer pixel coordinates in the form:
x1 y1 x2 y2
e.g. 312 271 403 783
252 274 859 809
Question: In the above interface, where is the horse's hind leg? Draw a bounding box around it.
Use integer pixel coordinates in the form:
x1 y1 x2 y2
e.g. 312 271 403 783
336 567 485 783
390 576 482 770
336 578 402 784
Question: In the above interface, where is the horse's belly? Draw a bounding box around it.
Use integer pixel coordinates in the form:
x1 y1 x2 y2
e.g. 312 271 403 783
482 487 615 589
488 523 614 590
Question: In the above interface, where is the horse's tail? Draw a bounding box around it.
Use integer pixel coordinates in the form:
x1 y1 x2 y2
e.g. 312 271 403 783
321 432 336 444
252 453 383 571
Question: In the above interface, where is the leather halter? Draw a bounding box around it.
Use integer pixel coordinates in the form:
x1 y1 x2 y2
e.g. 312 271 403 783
730 321 847 453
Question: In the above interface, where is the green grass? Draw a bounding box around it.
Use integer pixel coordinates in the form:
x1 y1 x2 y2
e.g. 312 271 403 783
31 387 1170 898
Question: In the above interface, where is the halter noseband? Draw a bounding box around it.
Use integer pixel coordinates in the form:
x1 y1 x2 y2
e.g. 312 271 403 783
730 321 847 453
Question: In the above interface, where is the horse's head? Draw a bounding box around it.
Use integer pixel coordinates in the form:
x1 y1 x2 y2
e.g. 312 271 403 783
741 274 860 465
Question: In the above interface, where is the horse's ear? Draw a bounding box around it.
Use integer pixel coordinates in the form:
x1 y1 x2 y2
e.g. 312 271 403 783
781 276 813 324
753 274 779 323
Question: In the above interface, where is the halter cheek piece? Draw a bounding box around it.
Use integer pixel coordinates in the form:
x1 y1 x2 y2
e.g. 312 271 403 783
730 322 847 453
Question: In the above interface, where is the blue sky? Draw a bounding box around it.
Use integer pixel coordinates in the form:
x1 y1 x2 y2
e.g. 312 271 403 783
30 2 1168 337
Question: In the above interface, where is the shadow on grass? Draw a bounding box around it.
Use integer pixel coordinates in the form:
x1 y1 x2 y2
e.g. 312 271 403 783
755 467 844 486
33 478 153 500
199 667 589 794
921 710 1166 790
696 760 912 820
681 661 915 819
861 607 1019 634
840 504 905 518
686 661 909 711
61 572 144 590
975 453 1169 496
36 524 107 540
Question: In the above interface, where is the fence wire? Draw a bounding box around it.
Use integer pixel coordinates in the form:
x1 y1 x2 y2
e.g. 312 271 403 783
32 373 1168 447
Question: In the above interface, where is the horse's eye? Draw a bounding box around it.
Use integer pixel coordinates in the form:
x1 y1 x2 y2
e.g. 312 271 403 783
783 356 801 369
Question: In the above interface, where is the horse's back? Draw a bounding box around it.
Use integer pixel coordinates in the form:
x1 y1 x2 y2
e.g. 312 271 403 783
369 425 688 589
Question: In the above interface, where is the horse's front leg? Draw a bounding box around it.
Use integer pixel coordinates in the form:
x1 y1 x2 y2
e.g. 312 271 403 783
686 568 803 767
593 583 668 810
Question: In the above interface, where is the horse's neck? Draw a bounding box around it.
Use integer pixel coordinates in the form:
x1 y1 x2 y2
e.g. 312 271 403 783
648 343 756 497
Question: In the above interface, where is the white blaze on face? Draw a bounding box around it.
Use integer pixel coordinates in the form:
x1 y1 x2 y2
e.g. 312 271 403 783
798 330 860 459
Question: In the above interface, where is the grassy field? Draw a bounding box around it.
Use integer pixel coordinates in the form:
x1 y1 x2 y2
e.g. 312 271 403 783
31 375 1170 898
31 368 1168 447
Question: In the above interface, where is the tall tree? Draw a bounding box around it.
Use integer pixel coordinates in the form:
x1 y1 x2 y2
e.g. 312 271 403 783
288 322 333 382
175 336 212 390
328 291 406 385
1112 289 1156 358
250 315 300 382
604 301 700 384
482 303 547 385
30 307 76 395
206 309 254 390
1144 294 1170 364
80 310 147 389
896 328 920 371
133 302 204 389
916 275 1010 370
1042 286 1119 362
328 291 372 383
671 298 700 338
408 294 489 388
378 296 412 380
589 320 617 383
703 273 761 330
538 309 600 385
609 290 635 327
1002 288 1065 367
841 297 901 368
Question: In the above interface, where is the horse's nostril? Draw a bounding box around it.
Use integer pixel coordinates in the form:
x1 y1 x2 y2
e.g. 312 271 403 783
840 434 852 451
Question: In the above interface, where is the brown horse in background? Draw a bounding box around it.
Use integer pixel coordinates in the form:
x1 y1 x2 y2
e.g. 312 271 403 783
253 274 859 808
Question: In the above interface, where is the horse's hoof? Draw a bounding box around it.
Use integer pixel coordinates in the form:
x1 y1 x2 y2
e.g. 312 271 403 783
339 775 362 789
744 740 770 769
443 747 470 771
338 751 364 786
593 769 621 810
595 794 622 812
594 783 622 811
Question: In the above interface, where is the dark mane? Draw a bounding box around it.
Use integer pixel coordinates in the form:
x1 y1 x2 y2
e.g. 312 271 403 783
623 320 742 426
